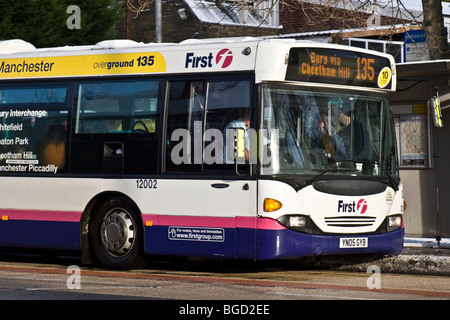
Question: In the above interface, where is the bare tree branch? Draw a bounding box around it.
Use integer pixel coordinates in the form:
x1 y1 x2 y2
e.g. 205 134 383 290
127 0 153 17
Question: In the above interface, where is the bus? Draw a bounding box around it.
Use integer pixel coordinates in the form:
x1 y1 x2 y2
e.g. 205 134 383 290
0 38 404 269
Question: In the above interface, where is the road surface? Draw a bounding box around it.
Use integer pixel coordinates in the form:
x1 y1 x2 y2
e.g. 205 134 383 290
0 254 448 301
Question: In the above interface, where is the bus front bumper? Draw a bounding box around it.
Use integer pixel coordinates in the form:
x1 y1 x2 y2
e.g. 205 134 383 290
256 227 404 260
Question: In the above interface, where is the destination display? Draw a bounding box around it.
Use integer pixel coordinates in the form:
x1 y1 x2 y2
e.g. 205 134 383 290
285 47 393 89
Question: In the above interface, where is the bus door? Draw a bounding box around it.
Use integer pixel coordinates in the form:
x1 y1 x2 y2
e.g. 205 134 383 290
162 79 257 259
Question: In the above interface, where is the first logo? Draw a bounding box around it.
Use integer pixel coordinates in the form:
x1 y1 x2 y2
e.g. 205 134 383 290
216 48 233 68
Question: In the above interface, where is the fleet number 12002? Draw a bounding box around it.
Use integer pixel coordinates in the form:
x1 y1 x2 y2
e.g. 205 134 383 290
136 179 158 189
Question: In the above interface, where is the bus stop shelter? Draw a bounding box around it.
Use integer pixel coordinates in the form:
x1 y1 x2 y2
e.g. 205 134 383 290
391 60 450 241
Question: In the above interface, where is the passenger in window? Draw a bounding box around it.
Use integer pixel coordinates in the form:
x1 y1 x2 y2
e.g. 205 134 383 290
42 124 66 169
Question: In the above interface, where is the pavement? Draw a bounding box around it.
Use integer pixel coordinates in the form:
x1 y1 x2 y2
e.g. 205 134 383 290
328 237 450 276
394 237 450 276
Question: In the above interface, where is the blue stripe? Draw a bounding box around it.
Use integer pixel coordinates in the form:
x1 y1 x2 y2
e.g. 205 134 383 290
145 225 404 260
0 220 80 250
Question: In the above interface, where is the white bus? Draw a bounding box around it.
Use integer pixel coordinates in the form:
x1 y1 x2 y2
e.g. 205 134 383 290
0 38 404 269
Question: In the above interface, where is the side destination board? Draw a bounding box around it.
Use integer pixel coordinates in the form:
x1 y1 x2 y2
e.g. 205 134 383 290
0 52 166 78
285 47 393 89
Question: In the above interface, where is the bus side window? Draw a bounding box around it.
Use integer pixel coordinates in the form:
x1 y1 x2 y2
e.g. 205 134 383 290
75 80 160 134
71 80 161 174
205 80 252 170
165 81 205 172
0 86 69 175
164 79 252 173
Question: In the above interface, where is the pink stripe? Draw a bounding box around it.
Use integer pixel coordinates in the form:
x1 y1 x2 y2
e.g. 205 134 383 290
236 216 257 229
0 209 82 222
159 215 236 228
142 214 159 225
257 217 286 230
1 210 287 229
141 214 286 230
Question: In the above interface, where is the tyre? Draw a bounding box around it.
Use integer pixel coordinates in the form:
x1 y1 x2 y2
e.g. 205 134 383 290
90 197 145 269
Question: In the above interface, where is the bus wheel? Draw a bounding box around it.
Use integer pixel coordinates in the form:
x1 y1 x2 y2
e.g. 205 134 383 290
90 197 145 269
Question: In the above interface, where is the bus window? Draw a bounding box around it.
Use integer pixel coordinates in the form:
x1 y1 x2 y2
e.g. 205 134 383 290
0 86 66 104
0 85 68 175
165 79 252 172
71 79 162 175
165 80 205 172
75 80 160 134
205 80 252 168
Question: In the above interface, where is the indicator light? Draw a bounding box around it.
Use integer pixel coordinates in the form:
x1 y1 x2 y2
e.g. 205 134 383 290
264 198 282 212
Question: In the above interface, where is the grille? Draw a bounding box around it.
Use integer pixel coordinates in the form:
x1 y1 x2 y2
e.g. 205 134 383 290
324 216 376 227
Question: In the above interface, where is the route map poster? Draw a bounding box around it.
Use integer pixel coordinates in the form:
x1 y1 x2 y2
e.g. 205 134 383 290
397 112 429 167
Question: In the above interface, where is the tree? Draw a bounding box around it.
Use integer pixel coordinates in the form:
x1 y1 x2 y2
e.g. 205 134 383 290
422 0 450 59
0 0 63 47
127 0 154 17
60 0 125 46
0 0 123 48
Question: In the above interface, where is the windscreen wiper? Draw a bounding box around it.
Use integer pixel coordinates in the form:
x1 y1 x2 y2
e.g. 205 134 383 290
342 159 399 190
300 167 337 189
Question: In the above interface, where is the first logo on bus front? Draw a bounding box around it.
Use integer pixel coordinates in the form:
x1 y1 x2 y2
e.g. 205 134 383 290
185 48 233 69
338 199 368 214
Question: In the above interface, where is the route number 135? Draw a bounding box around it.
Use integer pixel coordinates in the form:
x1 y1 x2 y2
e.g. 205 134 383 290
356 57 375 81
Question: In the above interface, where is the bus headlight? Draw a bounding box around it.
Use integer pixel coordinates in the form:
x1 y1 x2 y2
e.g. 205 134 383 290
387 215 402 232
277 214 307 232
289 216 307 228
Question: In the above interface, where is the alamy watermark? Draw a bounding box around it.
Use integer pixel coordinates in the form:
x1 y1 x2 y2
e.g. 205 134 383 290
366 265 381 290
66 5 81 30
66 265 81 289
170 121 276 165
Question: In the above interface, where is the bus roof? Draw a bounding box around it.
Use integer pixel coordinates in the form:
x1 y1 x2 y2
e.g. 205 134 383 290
0 37 396 90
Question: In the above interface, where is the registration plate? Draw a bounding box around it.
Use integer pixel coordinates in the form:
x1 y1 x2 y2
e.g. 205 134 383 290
339 237 368 248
